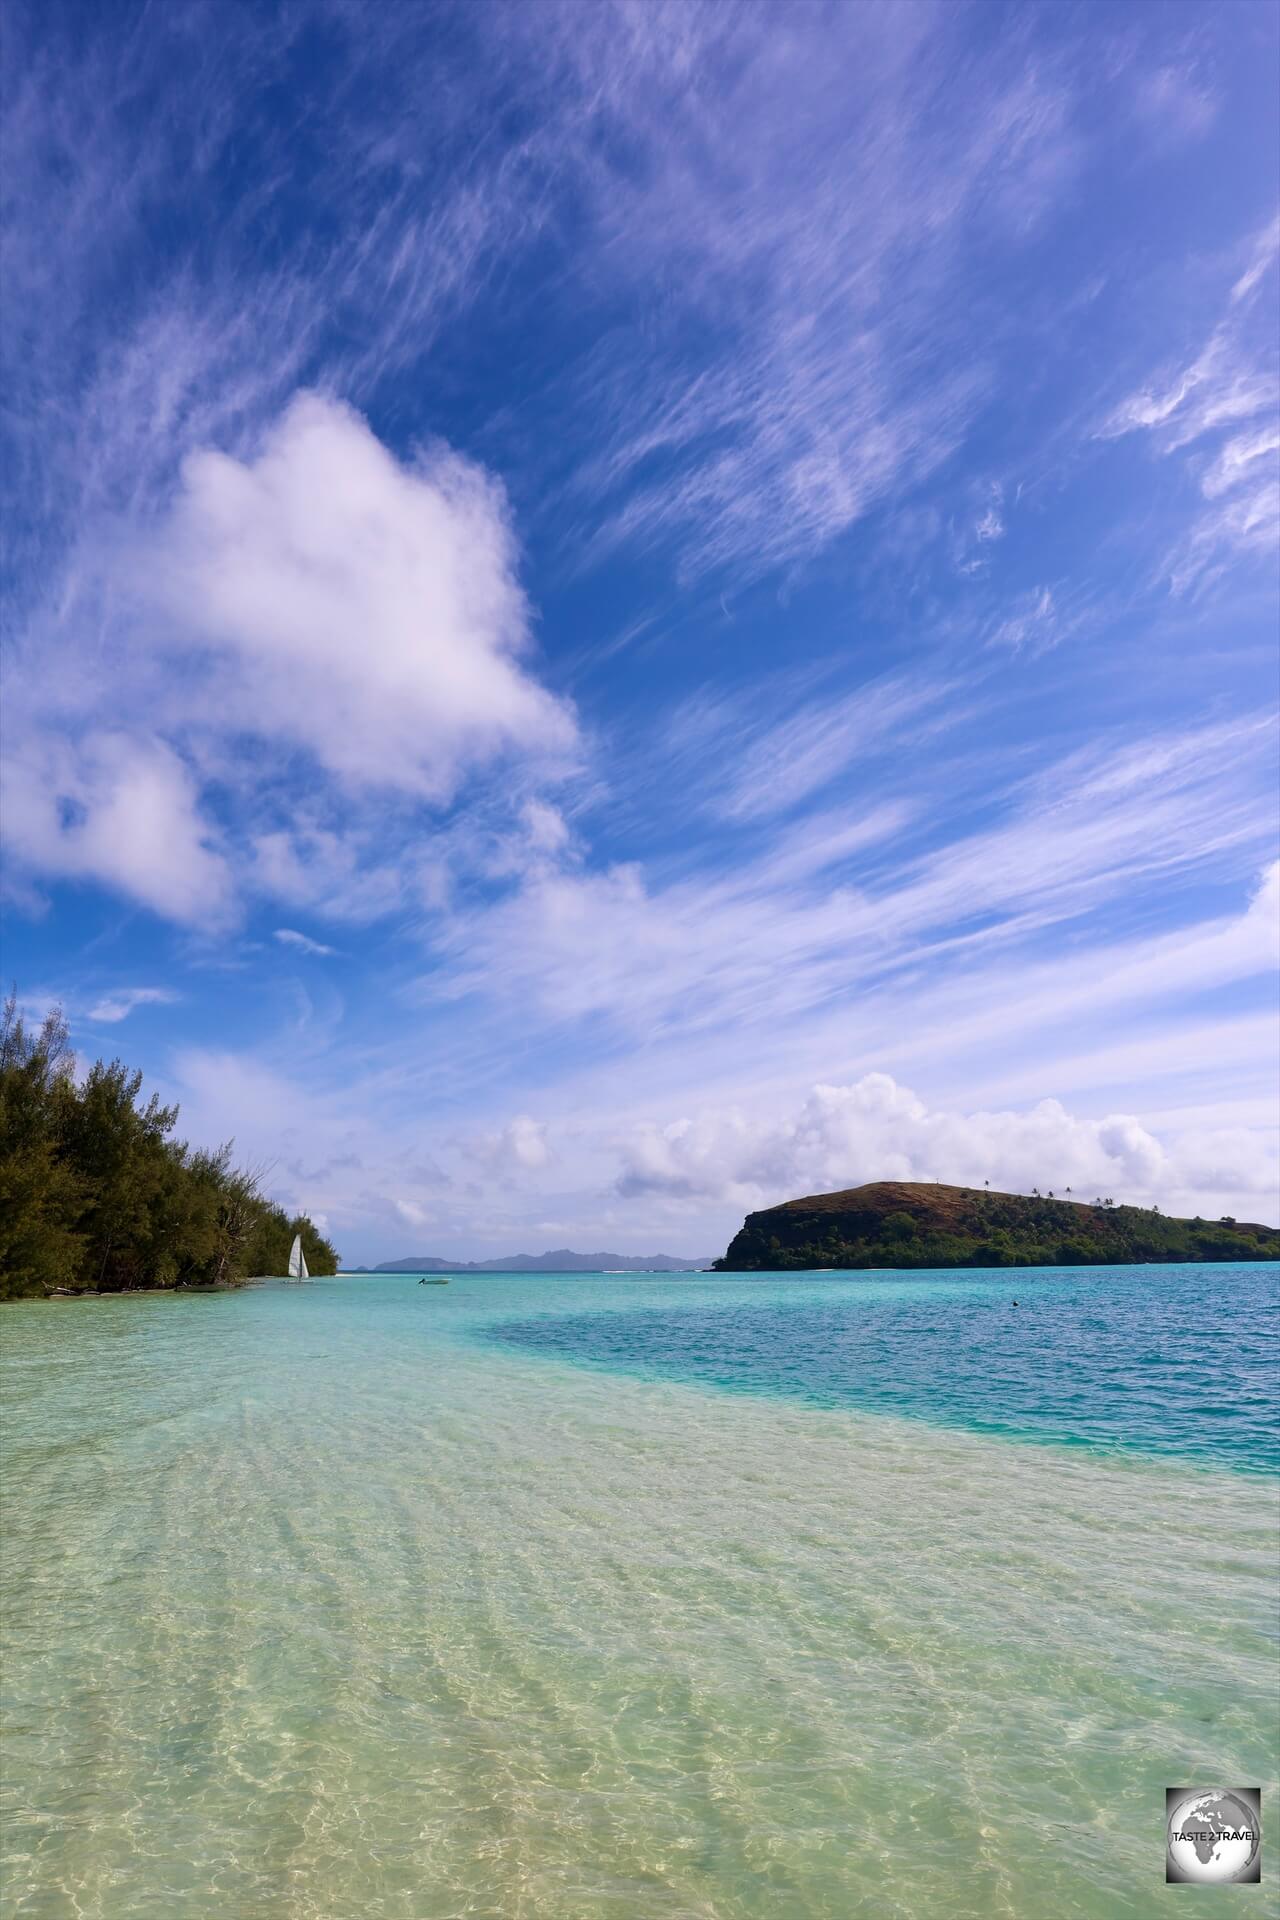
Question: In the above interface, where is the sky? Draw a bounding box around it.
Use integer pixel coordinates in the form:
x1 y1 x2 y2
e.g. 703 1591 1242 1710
2 0 1278 1262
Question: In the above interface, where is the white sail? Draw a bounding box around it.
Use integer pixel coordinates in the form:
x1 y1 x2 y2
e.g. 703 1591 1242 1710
288 1233 303 1279
298 1245 309 1280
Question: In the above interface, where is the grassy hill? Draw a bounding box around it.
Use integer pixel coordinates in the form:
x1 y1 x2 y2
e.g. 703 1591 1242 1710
712 1180 1279 1271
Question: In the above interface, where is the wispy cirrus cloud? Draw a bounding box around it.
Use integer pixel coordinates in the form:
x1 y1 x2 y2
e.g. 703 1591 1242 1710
986 586 1061 654
154 851 1278 1253
6 1 1014 597
155 867 1279 1258
552 18 1085 581
1231 214 1280 305
85 987 181 1024
3 1 1277 1255
427 718 1276 1045
655 670 958 829
1100 214 1280 595
6 4 1268 938
274 929 337 958
1131 61 1219 146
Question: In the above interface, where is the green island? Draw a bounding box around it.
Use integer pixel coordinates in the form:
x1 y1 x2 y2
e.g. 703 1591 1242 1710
713 1179 1280 1270
0 998 338 1299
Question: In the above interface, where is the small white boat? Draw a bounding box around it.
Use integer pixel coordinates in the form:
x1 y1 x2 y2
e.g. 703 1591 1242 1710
287 1233 310 1282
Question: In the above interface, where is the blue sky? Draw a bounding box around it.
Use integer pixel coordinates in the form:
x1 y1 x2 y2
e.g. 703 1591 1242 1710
3 0 1277 1261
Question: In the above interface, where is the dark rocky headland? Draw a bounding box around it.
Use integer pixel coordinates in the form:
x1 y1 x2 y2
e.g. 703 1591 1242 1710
713 1180 1279 1270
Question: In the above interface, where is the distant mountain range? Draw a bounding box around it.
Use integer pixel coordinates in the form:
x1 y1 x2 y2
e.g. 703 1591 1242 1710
344 1248 713 1273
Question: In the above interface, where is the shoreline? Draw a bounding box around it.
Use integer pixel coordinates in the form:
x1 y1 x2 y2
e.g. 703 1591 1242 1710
13 1281 256 1302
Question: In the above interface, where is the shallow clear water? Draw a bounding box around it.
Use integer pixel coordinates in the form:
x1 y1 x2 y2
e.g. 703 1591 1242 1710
2 1268 1278 1919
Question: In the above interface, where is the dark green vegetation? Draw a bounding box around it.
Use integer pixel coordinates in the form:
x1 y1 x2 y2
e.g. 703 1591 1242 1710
713 1180 1280 1271
0 996 338 1299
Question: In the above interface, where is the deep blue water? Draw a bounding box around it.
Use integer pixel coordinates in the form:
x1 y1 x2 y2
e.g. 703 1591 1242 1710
482 1264 1280 1473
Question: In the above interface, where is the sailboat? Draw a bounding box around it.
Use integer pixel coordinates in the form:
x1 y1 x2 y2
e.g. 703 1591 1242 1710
287 1233 309 1282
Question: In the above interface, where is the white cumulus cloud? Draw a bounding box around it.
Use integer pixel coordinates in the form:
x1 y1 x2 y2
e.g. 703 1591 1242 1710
139 393 577 800
615 1071 1277 1215
3 395 578 926
1 731 233 926
471 1114 553 1173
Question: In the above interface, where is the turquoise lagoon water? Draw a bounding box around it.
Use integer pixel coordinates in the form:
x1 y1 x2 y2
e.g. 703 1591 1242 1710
486 1264 1280 1473
2 1266 1278 1919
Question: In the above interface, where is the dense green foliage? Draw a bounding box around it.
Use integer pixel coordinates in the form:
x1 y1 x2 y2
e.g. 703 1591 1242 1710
714 1180 1280 1270
0 996 338 1299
